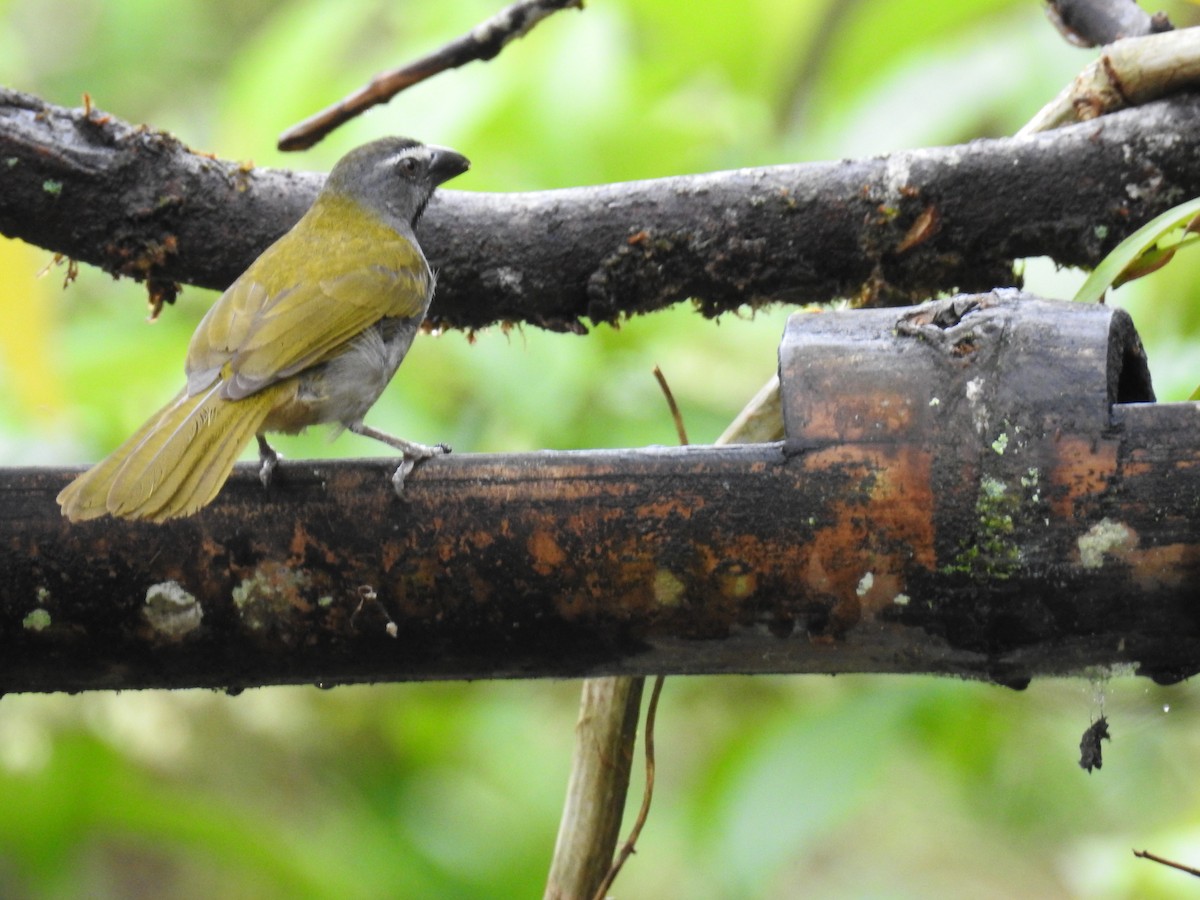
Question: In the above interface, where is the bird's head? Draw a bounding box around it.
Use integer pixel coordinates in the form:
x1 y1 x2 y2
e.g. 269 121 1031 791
322 136 470 228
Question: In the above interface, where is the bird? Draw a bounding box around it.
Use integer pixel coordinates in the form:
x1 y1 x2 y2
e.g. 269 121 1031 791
57 136 470 523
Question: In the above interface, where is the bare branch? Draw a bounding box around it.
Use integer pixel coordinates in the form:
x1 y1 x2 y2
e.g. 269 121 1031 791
1133 849 1200 878
1044 0 1171 47
278 0 583 151
1020 28 1200 134
543 677 644 900
591 675 665 900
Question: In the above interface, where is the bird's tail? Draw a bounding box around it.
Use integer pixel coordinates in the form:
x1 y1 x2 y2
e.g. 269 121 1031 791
58 382 284 523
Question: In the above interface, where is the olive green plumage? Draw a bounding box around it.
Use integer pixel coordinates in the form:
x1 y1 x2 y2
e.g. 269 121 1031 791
58 136 469 522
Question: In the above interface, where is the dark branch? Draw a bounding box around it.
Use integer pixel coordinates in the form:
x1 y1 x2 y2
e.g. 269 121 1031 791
278 0 583 151
1133 849 1200 878
6 87 1200 330
1044 0 1171 47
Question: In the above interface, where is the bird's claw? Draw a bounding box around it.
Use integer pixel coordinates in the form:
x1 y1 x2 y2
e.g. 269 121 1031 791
258 443 281 488
391 444 450 496
391 458 417 495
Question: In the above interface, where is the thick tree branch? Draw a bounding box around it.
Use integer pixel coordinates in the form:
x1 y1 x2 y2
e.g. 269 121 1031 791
5 88 1200 329
3 294 1198 694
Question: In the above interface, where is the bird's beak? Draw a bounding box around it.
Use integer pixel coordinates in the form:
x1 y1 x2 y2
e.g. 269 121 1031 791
427 146 470 186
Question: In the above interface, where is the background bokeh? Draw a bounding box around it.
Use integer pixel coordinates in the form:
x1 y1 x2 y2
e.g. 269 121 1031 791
2 0 1200 897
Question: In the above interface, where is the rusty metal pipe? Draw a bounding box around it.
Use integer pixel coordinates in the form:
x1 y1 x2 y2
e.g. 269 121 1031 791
2 292 1197 692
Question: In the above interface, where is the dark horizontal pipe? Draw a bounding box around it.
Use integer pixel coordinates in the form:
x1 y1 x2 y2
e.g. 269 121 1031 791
2 413 1198 695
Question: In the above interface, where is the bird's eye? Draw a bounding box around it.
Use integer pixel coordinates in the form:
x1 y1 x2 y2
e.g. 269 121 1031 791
398 157 419 176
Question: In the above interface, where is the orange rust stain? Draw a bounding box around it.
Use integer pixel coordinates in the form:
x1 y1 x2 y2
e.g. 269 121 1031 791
470 530 495 550
797 444 935 624
692 540 760 607
635 497 702 521
864 570 903 604
715 561 759 601
1049 437 1119 520
1113 542 1195 592
286 521 338 567
200 536 224 562
1123 461 1156 479
288 523 308 560
1124 452 1200 480
528 530 567 576
1120 453 1155 479
870 455 937 571
797 392 916 443
605 553 659 614
1130 544 1190 591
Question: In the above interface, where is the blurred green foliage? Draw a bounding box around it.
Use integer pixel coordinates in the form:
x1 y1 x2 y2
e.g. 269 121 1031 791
2 0 1200 897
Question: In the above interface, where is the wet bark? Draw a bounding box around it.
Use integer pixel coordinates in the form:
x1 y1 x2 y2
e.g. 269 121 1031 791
5 87 1200 329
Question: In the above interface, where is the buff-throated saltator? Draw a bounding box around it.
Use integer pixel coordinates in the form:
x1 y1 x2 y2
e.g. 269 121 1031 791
58 136 469 522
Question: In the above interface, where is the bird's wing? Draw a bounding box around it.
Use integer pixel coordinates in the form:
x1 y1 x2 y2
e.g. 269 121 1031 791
186 210 430 400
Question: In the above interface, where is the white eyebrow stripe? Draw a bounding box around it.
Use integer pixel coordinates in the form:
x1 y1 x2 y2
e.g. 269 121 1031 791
386 147 423 166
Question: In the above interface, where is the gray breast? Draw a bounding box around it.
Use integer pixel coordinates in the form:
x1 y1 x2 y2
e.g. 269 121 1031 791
311 317 421 427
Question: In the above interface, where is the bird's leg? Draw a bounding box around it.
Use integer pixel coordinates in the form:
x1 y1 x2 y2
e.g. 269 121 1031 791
347 422 451 495
256 435 282 488
349 422 450 459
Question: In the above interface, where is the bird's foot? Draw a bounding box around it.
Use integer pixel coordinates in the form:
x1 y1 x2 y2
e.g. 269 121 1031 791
257 436 282 488
345 422 449 496
390 442 451 496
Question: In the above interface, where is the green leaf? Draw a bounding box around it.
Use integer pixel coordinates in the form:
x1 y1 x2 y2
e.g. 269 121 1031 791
1074 196 1200 304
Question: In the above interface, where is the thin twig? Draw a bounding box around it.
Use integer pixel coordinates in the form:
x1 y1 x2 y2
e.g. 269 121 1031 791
1132 849 1200 878
652 365 690 446
591 675 665 900
278 0 583 151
